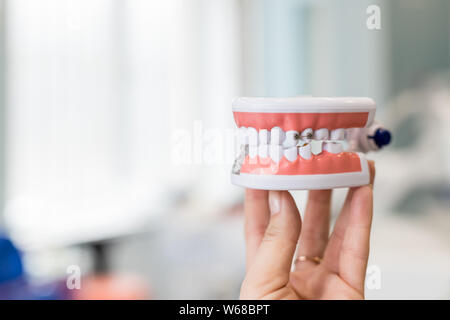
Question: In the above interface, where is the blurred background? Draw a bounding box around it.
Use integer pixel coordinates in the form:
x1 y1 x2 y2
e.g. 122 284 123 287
0 0 449 299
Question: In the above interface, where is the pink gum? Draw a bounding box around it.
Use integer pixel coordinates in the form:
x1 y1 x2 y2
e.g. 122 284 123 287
233 112 369 131
240 151 362 175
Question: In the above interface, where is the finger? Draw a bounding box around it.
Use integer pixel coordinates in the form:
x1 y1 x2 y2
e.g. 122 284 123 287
322 188 355 273
323 161 375 273
339 184 373 294
368 160 376 186
244 189 271 269
296 190 332 261
241 191 301 297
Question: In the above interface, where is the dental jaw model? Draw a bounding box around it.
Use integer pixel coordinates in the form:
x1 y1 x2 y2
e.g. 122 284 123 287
231 97 391 190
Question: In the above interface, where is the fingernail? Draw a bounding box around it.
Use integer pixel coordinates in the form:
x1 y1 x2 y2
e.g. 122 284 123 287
269 191 281 215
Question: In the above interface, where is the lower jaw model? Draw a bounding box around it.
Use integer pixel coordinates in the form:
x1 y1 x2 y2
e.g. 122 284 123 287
231 97 391 190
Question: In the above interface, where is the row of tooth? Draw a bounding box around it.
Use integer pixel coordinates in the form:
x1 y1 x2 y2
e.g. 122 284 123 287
248 141 344 162
238 127 346 147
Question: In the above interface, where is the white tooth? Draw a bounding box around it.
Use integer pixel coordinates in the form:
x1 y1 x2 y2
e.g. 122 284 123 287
270 145 284 162
299 143 312 160
259 129 270 145
249 145 258 158
323 142 343 154
311 140 323 155
270 127 285 145
300 128 313 140
248 127 259 146
314 128 329 140
238 127 248 145
330 128 345 140
258 144 269 158
297 139 310 147
283 131 299 148
284 146 298 162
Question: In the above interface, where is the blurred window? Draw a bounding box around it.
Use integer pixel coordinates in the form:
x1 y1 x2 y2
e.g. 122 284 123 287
3 0 242 249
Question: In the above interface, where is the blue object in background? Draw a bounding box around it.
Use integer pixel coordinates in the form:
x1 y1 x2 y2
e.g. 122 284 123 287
0 234 69 299
370 128 392 149
0 236 23 284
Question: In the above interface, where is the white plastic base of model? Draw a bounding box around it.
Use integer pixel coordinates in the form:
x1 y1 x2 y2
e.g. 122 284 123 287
232 97 376 128
231 153 370 190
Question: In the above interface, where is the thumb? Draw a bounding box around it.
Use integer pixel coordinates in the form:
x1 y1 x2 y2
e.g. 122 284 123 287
241 191 301 298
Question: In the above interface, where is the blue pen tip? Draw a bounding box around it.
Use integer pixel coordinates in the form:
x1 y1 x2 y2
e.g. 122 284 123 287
372 128 392 148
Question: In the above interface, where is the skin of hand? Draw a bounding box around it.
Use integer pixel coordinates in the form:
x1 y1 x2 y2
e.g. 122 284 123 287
240 161 375 300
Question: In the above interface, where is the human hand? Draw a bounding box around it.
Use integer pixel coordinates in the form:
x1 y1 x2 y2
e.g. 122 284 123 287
240 161 375 300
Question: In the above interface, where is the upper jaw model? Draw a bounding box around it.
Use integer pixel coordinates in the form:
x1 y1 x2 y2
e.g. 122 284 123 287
231 97 391 190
